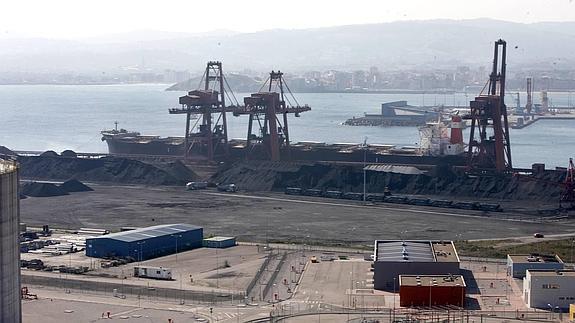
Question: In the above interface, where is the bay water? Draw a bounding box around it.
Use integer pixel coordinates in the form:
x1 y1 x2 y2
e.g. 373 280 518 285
0 84 573 168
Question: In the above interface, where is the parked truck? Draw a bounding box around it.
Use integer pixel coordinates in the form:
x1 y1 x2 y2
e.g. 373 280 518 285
186 181 208 190
133 266 172 280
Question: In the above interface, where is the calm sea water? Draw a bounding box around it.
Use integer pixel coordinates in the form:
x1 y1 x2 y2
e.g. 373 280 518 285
0 84 573 168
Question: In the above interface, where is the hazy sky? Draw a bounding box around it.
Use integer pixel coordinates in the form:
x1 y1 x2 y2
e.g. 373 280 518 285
2 0 574 39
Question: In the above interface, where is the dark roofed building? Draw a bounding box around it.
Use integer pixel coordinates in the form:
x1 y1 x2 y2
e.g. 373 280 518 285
373 240 460 291
86 224 203 260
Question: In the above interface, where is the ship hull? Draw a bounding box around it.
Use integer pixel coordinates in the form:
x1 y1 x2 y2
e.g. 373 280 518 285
105 138 184 156
103 137 466 166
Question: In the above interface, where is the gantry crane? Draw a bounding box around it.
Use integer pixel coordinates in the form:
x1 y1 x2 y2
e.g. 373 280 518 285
233 71 311 161
170 61 237 160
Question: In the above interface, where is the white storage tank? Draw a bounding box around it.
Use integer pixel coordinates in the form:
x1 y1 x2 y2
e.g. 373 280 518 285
0 159 21 323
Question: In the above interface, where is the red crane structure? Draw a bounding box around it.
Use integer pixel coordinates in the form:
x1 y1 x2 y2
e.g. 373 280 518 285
466 39 512 171
233 71 311 161
170 61 237 160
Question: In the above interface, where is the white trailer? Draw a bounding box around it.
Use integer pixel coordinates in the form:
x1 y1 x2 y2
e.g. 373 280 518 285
133 266 172 280
186 181 208 190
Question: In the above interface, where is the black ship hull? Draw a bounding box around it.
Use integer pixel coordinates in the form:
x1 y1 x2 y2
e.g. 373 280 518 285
105 138 185 156
103 137 466 166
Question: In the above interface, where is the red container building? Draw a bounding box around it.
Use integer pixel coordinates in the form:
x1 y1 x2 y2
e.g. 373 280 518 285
399 275 466 307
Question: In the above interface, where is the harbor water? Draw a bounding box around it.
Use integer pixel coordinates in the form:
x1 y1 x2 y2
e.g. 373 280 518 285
0 84 574 168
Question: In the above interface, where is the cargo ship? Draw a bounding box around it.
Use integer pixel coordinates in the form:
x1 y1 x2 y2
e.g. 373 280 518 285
102 63 466 166
101 115 467 166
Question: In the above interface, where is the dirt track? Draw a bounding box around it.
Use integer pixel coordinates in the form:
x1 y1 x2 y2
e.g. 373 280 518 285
19 184 575 246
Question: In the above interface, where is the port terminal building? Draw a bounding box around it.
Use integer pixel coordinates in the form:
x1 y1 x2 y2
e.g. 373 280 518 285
507 254 564 279
523 270 575 310
399 274 466 307
86 224 203 260
372 240 460 291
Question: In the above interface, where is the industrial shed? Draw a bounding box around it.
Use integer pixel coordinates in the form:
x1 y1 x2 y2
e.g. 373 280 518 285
507 254 564 279
86 224 203 260
372 240 460 291
203 236 236 248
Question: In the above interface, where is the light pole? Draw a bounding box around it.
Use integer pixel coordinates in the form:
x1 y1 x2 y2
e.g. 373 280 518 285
349 271 353 308
171 233 183 302
429 280 433 309
393 277 396 322
571 239 574 264
362 136 368 202
171 234 182 264
137 241 146 266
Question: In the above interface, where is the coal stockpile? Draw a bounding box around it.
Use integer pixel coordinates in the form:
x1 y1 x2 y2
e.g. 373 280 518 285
60 150 78 158
0 145 16 156
212 161 564 201
157 160 200 182
211 161 310 191
18 156 200 186
40 150 59 157
60 179 93 192
21 182 69 197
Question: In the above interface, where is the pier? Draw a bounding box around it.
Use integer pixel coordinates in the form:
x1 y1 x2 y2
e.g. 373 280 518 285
511 114 575 129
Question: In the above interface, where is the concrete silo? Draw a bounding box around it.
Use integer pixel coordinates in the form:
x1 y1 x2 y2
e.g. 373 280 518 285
0 159 21 323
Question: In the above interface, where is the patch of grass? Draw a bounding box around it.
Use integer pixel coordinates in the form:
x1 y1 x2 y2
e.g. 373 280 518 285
456 238 575 261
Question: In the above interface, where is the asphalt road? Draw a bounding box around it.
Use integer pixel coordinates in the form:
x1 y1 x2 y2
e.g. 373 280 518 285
20 184 575 245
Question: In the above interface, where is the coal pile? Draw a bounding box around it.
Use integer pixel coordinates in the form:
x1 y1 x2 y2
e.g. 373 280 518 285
157 160 200 182
211 161 308 191
18 155 200 186
0 145 16 156
61 150 78 158
60 179 93 192
40 150 59 157
212 161 564 201
21 182 69 197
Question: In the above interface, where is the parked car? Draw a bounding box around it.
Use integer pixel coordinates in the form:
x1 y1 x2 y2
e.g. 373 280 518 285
217 183 238 192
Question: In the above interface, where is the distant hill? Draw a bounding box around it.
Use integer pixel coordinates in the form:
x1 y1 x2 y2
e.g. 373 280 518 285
166 73 262 92
1 19 574 73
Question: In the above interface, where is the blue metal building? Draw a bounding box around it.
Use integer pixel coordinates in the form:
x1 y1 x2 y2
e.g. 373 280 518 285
85 224 203 260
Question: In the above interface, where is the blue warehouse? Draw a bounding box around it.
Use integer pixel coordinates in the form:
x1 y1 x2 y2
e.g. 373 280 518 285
86 224 203 260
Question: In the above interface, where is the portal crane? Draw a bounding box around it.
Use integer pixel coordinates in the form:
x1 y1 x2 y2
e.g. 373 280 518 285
466 39 512 171
170 62 237 160
233 71 310 161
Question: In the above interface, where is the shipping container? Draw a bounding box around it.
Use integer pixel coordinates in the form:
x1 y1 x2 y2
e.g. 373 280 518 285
203 236 236 248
